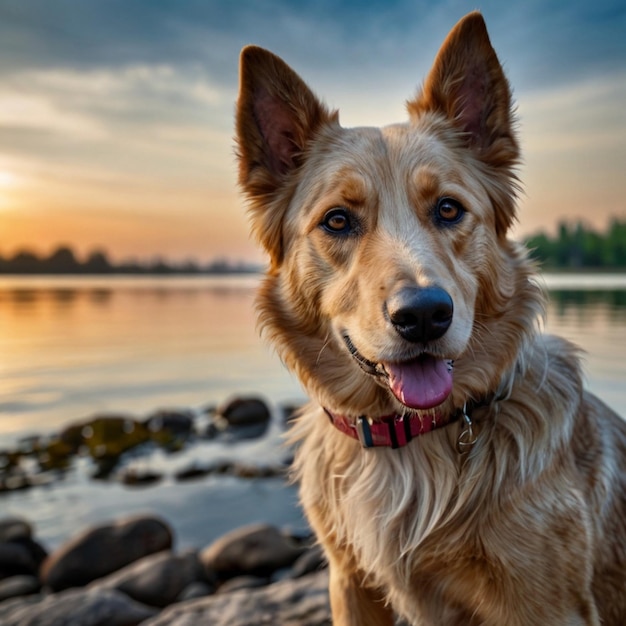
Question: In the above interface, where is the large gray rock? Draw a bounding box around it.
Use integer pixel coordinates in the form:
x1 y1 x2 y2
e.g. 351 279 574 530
40 515 172 591
142 569 330 626
200 523 305 581
0 587 157 626
0 517 32 543
89 549 202 607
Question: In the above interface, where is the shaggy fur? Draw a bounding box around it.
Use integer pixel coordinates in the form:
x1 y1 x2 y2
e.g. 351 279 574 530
235 12 626 626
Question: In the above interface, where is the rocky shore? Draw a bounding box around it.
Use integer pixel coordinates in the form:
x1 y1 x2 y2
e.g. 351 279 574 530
1 396 297 493
0 514 330 625
0 396 333 624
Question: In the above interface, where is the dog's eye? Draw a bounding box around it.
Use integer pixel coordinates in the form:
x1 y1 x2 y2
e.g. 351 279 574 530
434 198 465 225
321 208 352 235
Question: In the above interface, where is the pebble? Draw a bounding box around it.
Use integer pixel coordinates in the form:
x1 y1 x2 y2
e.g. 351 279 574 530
216 396 270 427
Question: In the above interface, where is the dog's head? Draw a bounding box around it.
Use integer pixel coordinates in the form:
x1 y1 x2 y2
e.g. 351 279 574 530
236 12 540 417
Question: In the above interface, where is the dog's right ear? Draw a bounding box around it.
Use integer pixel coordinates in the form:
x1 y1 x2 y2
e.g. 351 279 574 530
236 46 335 266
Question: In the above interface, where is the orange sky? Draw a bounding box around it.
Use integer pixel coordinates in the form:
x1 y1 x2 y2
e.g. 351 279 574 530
1 1 625 264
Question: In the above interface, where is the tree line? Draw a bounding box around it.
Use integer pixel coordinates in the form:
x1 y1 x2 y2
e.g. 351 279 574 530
0 246 260 275
1 220 625 274
525 219 626 269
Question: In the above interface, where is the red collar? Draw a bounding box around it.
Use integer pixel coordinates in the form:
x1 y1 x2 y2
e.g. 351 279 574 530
324 407 462 449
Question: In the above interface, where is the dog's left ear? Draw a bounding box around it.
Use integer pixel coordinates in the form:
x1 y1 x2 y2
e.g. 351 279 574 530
236 46 336 266
408 12 518 235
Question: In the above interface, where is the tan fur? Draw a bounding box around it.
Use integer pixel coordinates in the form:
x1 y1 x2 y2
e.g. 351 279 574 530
235 12 626 625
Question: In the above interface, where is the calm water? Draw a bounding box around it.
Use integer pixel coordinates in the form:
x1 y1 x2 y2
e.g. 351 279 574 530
1 274 625 549
0 275 305 446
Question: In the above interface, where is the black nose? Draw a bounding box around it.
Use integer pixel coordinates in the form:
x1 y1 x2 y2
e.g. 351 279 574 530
386 286 453 343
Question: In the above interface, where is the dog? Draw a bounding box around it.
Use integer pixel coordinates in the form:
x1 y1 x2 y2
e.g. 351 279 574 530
235 12 626 625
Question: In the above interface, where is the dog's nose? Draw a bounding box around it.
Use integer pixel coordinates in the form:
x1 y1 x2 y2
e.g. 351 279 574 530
386 286 453 343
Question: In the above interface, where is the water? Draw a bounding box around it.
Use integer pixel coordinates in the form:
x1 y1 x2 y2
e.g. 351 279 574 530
0 275 305 445
1 274 625 550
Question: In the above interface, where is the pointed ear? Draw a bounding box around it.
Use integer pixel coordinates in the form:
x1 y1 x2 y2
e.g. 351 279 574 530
236 46 335 265
408 12 519 234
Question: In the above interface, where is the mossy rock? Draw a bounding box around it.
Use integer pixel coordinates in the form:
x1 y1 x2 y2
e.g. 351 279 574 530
81 416 150 459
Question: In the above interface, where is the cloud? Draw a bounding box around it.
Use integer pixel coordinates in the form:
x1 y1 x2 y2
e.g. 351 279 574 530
521 73 626 153
0 0 624 260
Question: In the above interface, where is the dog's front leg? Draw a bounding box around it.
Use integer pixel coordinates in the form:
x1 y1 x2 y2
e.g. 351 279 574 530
328 562 395 626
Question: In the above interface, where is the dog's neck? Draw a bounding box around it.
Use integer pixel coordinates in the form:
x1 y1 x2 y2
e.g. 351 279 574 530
324 402 483 450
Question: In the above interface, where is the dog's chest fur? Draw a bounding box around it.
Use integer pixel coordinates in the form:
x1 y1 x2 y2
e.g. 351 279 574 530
292 334 624 625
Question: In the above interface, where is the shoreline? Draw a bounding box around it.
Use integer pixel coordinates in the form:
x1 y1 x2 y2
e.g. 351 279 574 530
1 397 308 552
0 513 330 626
0 396 327 624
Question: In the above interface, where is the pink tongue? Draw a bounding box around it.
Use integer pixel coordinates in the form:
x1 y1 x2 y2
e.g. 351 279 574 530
385 356 453 410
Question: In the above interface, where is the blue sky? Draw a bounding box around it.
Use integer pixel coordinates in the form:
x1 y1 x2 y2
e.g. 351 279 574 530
1 0 625 262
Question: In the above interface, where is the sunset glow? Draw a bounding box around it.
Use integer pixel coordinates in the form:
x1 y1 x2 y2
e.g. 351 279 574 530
0 1 624 263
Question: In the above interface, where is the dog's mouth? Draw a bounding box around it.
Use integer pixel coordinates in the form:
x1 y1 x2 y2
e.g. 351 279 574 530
342 333 454 410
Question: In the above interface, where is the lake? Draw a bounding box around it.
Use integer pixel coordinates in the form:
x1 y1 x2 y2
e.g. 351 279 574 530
1 274 625 550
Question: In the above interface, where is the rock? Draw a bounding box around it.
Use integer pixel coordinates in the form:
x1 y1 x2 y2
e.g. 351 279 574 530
200 523 305 581
58 421 86 451
37 435 76 471
40 515 173 591
141 569 330 626
217 575 269 594
144 410 194 446
81 415 150 460
89 549 201 608
0 517 32 542
0 575 41 601
0 595 41 622
174 464 211 482
118 468 163 487
0 541 38 578
8 536 48 574
0 587 157 626
176 580 214 602
230 462 284 479
221 421 270 441
216 397 270 427
290 544 327 578
145 409 194 433
0 472 31 493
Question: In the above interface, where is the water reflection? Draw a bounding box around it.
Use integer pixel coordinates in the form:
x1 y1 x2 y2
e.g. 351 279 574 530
549 289 626 320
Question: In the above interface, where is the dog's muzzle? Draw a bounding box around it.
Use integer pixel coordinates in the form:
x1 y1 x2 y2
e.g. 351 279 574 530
341 285 455 410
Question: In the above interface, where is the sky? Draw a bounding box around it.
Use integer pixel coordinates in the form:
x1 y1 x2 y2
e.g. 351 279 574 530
0 0 625 264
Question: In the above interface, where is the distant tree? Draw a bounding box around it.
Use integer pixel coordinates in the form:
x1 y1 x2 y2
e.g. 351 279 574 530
0 244 261 275
84 249 112 273
9 249 42 273
526 219 626 269
46 246 80 273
